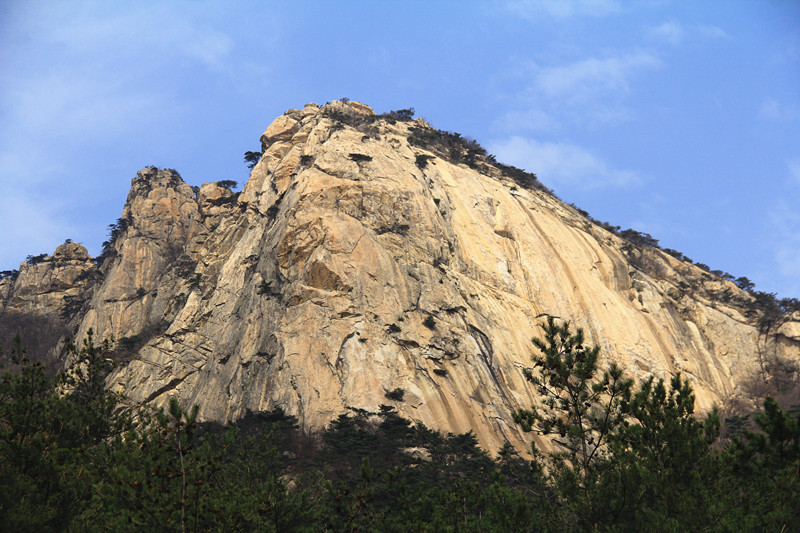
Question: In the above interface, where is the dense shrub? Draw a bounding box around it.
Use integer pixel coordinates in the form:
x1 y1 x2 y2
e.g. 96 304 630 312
25 253 48 265
95 215 132 266
493 162 543 190
415 154 435 169
243 150 262 169
348 153 372 162
0 269 19 281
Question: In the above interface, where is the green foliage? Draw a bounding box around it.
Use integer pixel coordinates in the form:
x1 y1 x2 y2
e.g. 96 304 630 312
423 315 436 329
617 228 659 248
244 150 262 169
187 273 202 290
599 375 724 530
85 398 223 531
385 388 405 402
113 321 170 361
3 319 800 531
257 280 281 296
313 406 540 532
0 269 19 281
25 253 48 265
0 331 128 531
205 191 241 208
321 105 415 140
0 337 70 531
720 397 800 531
60 294 86 320
383 108 415 122
95 215 132 266
215 179 238 189
663 247 690 262
408 126 488 170
415 153 435 169
348 153 372 162
493 162 543 191
514 317 632 480
735 276 756 292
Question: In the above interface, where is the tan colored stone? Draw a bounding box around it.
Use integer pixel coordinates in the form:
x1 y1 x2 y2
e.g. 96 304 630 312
6 104 800 457
778 321 800 341
3 241 98 321
53 241 90 261
261 115 300 148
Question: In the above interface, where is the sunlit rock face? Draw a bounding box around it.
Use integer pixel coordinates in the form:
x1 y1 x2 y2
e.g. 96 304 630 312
3 241 99 319
4 101 798 453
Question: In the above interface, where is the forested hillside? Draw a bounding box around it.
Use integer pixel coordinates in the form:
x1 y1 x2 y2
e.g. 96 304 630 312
2 322 798 532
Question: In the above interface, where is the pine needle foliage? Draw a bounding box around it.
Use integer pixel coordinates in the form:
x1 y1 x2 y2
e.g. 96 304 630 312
514 317 632 479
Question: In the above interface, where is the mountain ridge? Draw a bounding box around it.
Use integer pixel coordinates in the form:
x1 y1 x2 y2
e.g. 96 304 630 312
2 100 798 453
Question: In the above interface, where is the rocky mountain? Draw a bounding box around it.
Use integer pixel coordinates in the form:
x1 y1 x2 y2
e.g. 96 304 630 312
2 100 798 453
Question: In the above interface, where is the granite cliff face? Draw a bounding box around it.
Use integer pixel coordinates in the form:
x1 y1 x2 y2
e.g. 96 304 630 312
2 100 798 452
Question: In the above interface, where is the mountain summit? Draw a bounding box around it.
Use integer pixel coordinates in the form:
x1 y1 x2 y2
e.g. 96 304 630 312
2 100 798 452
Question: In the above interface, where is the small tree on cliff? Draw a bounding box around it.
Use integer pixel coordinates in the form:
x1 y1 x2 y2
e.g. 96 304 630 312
243 150 261 169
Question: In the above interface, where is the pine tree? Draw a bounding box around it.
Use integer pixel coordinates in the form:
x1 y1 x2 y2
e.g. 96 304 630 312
514 317 632 478
721 397 800 531
599 374 724 529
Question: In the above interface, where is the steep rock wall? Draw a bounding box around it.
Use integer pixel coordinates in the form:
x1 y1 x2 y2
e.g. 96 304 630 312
4 101 798 453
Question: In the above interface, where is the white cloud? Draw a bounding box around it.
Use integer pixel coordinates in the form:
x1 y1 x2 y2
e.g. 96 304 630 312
184 29 234 71
696 24 728 40
760 98 800 121
0 187 76 267
491 51 661 135
493 108 560 133
0 1 257 268
507 0 621 19
534 52 661 103
769 203 800 296
34 2 235 72
788 158 800 186
648 21 684 45
646 21 728 46
487 136 644 190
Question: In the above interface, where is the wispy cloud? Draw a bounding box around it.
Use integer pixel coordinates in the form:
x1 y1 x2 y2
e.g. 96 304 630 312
788 158 800 186
0 2 261 268
495 51 661 135
646 21 728 45
769 202 800 296
696 24 728 39
0 186 76 266
760 98 800 121
487 136 644 190
534 52 661 102
647 21 684 45
507 0 621 19
492 108 560 134
35 3 235 72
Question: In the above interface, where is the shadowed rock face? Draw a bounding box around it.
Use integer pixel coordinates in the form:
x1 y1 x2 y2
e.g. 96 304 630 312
3 100 798 453
1 241 98 371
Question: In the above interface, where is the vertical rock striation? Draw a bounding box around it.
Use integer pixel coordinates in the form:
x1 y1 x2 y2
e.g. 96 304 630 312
3 101 798 453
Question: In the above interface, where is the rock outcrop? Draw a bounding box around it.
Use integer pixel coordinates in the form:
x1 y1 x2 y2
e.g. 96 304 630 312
2 101 798 453
3 241 99 319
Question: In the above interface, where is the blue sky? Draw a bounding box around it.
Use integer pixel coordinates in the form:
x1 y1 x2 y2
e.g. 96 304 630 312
1 0 798 297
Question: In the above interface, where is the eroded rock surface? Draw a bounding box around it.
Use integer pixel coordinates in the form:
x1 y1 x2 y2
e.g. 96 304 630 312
2 241 99 321
4 101 798 453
